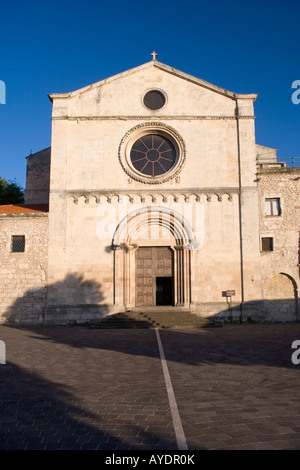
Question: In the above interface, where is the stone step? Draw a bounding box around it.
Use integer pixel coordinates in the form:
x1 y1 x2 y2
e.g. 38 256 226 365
88 310 212 329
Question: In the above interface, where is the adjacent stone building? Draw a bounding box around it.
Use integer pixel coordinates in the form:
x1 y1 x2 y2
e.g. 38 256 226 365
0 204 48 323
0 58 299 324
257 163 300 321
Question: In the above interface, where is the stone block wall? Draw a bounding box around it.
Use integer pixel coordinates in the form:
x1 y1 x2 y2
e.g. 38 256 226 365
0 214 48 323
257 167 300 321
25 147 51 204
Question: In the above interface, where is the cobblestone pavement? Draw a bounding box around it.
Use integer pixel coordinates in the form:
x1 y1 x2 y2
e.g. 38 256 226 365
0 323 300 450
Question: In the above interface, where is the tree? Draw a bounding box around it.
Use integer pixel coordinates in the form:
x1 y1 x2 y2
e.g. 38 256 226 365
0 177 24 204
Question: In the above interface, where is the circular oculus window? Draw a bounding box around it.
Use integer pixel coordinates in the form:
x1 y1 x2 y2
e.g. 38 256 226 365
143 90 166 110
130 134 176 177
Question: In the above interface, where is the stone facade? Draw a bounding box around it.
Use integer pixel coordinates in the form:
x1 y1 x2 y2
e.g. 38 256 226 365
0 59 299 324
45 60 262 323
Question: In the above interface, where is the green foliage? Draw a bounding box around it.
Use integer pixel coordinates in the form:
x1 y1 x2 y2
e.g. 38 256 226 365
0 177 24 204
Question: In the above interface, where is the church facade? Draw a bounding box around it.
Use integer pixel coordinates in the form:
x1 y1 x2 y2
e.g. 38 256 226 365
0 59 299 324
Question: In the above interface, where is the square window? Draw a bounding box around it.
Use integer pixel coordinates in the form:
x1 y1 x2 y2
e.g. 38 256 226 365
11 235 25 253
261 237 273 252
265 198 281 216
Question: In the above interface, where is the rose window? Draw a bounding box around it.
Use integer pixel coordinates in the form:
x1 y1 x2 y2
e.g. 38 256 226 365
130 134 176 177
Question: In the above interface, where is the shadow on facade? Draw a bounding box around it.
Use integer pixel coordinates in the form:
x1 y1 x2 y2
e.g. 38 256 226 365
2 276 299 327
209 298 299 325
2 274 110 325
1 270 299 329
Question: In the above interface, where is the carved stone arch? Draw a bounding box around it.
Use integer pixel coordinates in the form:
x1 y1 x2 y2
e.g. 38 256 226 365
107 194 119 204
77 194 88 204
189 193 199 202
88 194 98 204
67 195 77 204
113 205 194 247
224 192 233 202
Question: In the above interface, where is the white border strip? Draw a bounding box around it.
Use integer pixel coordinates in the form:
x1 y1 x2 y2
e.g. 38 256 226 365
155 329 188 450
0 340 6 364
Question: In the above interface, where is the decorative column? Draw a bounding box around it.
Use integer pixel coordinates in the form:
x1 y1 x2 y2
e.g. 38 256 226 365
113 243 138 311
173 245 191 307
183 246 191 307
111 245 122 308
126 244 138 309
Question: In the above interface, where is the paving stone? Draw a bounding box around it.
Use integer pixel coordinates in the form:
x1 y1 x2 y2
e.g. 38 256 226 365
0 323 300 450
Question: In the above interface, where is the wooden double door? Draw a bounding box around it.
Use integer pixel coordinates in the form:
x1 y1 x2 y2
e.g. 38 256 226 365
135 247 174 307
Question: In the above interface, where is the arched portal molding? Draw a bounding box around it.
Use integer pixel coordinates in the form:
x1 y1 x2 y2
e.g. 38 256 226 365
111 206 194 309
112 205 194 248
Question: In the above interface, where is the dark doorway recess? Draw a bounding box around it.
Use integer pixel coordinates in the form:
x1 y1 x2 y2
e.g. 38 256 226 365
156 277 173 306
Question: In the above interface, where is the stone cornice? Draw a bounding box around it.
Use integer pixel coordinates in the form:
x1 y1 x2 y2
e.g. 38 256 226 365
0 213 48 219
257 167 300 175
51 115 255 121
61 187 240 204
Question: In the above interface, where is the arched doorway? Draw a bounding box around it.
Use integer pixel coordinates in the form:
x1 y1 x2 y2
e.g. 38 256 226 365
111 206 194 310
263 272 299 321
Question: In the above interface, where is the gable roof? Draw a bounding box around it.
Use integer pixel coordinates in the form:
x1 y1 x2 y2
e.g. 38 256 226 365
48 60 257 103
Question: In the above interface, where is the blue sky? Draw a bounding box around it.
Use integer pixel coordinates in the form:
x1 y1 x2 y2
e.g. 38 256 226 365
1 0 299 189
